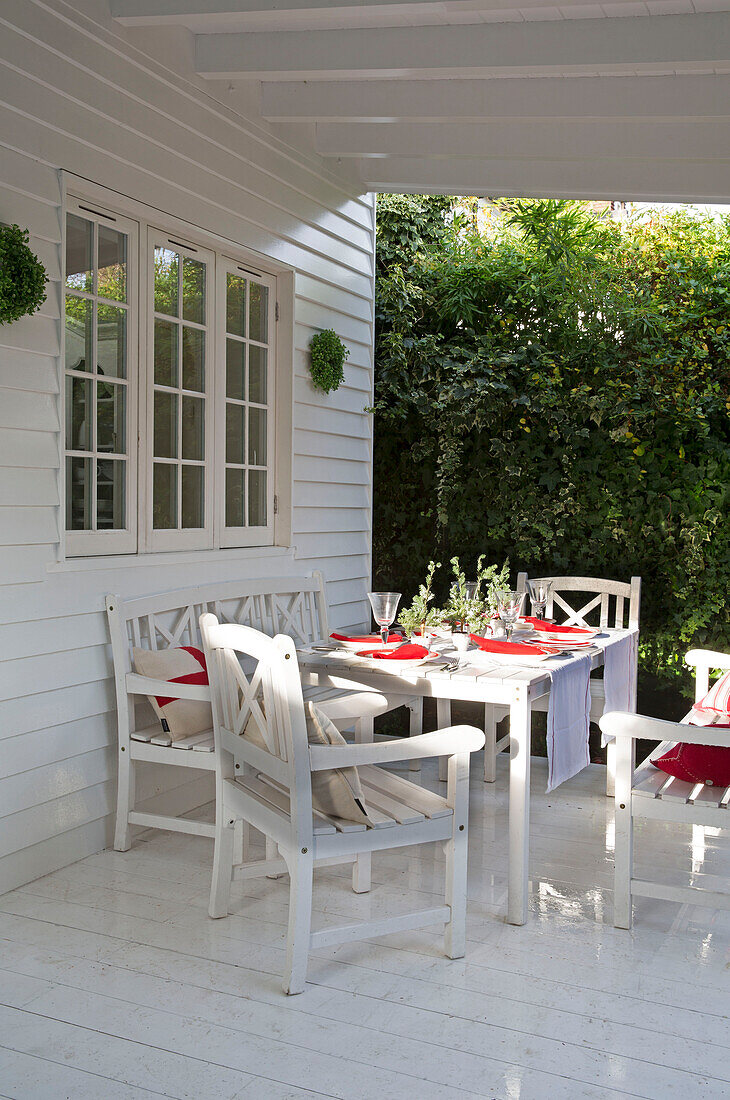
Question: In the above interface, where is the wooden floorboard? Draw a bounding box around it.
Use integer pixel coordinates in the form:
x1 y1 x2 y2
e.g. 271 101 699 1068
0 759 728 1099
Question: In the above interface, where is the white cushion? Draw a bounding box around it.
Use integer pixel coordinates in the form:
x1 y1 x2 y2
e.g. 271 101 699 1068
244 700 370 824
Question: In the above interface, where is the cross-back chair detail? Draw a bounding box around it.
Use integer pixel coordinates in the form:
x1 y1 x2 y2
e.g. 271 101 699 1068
201 612 484 995
516 573 641 632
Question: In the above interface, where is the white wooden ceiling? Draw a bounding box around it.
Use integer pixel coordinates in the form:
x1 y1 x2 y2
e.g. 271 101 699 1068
111 0 730 200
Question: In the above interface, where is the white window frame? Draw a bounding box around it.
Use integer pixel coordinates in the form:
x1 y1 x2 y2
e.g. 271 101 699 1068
144 228 216 553
63 196 139 557
216 256 277 548
62 184 286 558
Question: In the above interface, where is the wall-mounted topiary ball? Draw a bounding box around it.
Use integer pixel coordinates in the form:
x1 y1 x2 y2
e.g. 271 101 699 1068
309 328 349 394
0 224 47 326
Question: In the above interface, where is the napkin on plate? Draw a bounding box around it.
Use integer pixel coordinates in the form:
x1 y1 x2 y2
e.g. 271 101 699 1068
469 634 550 657
330 631 402 645
358 644 429 660
522 618 594 636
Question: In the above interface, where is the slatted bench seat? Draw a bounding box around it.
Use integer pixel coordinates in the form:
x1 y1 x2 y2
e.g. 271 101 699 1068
600 647 730 927
107 573 412 852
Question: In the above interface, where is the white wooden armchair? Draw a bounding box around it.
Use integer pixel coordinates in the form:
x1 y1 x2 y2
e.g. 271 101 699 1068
200 612 485 995
600 648 730 928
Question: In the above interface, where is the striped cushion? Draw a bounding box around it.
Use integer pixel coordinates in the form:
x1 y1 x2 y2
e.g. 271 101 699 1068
654 670 730 787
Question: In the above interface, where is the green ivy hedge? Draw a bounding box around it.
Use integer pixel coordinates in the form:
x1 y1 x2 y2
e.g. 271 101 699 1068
373 195 730 690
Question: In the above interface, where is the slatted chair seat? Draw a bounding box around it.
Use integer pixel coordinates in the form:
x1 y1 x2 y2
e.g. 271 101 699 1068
107 574 405 852
201 613 485 994
600 647 730 927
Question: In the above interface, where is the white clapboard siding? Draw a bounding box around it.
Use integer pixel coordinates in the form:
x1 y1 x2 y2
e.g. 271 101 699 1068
0 0 374 894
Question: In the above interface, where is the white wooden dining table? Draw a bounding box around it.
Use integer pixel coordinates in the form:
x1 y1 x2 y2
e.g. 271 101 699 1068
298 629 638 926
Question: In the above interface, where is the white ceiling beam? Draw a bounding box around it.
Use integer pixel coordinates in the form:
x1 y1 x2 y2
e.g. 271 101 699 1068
110 0 655 25
316 119 730 160
195 13 730 80
355 155 730 202
262 73 730 122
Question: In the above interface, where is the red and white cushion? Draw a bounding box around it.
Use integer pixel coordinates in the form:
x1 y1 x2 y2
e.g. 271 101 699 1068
653 670 730 787
132 646 211 741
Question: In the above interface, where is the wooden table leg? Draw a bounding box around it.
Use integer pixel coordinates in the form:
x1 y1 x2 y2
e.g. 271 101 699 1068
437 698 451 781
508 685 531 926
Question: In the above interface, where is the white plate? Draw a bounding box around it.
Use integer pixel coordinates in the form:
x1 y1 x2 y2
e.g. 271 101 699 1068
535 630 599 643
329 635 403 651
354 650 431 671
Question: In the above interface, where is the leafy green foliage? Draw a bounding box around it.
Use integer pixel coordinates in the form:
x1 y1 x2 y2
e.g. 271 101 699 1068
373 195 730 687
0 224 47 325
309 328 349 393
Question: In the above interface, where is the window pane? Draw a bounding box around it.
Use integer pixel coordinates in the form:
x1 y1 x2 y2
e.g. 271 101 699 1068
66 214 92 292
182 257 205 324
248 407 267 466
182 396 204 461
97 459 125 529
154 391 177 458
97 303 127 378
226 467 244 527
249 281 268 343
181 464 204 528
97 381 125 454
98 225 127 302
154 319 178 386
66 375 92 450
226 273 246 337
154 247 178 316
66 456 92 530
226 339 245 400
249 345 267 404
182 327 205 392
249 470 267 526
65 295 92 372
153 462 177 529
226 403 245 464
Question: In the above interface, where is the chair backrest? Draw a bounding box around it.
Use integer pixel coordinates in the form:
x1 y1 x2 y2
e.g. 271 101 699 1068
200 613 314 841
106 572 329 678
516 572 641 630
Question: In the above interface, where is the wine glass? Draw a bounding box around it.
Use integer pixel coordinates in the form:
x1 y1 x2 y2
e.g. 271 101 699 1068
527 579 553 621
368 591 401 646
498 589 523 641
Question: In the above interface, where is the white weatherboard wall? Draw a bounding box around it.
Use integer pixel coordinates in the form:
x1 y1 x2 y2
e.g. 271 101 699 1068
0 0 375 894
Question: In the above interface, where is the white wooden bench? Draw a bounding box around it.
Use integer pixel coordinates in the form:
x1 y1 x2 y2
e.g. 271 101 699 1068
107 573 419 851
600 648 730 927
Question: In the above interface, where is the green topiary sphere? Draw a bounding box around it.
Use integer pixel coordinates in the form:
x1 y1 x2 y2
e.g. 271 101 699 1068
0 224 47 325
309 328 349 393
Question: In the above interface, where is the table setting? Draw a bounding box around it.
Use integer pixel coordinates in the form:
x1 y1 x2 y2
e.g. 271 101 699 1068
297 559 639 927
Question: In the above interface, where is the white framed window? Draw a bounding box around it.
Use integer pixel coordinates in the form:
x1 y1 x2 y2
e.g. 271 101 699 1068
64 199 138 556
63 192 282 557
217 258 277 547
145 231 215 552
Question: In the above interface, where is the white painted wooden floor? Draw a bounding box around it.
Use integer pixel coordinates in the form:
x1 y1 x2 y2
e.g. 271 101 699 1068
1 757 729 1100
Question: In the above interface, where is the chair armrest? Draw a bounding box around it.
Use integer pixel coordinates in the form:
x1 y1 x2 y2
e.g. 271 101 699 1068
309 725 485 770
685 649 730 671
125 672 212 702
600 710 730 749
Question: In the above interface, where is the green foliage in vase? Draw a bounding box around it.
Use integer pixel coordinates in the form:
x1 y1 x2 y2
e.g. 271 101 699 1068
397 559 443 638
0 224 47 325
309 328 349 393
373 195 730 687
442 555 510 631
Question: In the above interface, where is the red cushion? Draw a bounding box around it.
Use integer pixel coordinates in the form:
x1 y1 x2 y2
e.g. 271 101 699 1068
653 732 730 787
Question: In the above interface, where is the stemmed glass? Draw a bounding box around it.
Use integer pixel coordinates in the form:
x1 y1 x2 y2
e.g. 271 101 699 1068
498 589 523 641
527 580 553 621
368 591 401 646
